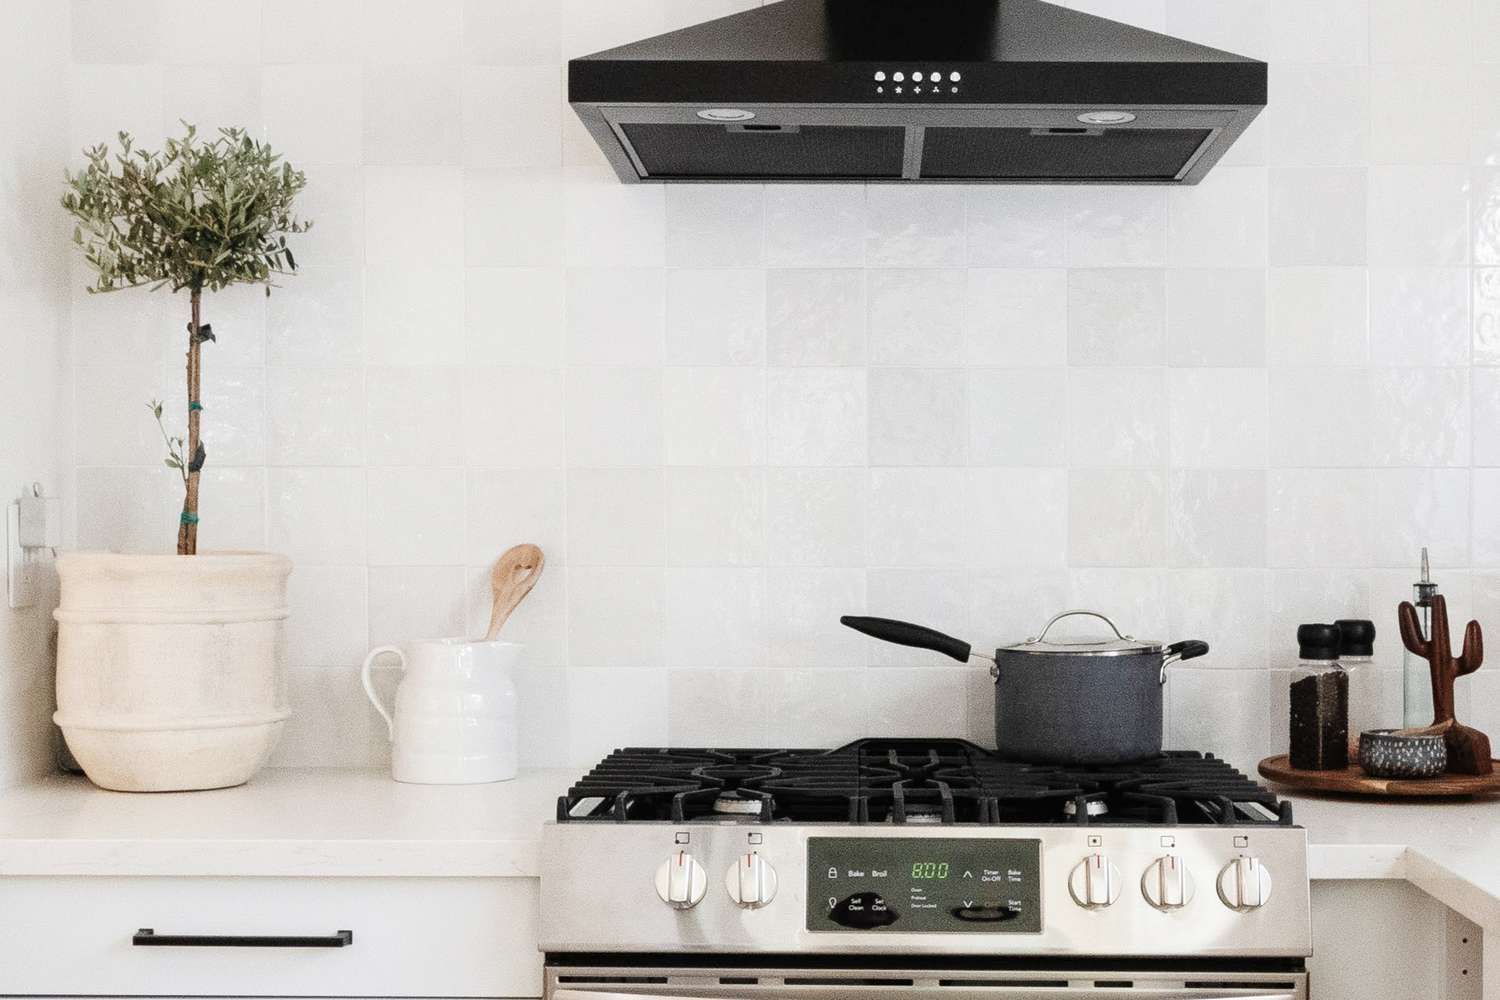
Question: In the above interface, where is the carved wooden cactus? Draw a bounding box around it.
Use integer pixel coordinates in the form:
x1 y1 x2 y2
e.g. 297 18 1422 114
1397 595 1492 776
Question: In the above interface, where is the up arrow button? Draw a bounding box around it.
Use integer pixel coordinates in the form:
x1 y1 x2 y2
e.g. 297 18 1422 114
962 870 973 879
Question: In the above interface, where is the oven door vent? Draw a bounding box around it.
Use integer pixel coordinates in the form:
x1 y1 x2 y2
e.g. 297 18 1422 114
783 978 915 987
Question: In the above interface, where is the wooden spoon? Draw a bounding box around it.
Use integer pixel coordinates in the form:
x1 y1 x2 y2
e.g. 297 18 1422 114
485 544 545 640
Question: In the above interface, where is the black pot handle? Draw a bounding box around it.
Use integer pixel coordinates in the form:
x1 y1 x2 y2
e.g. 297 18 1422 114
1166 640 1210 663
1160 640 1210 682
839 616 976 664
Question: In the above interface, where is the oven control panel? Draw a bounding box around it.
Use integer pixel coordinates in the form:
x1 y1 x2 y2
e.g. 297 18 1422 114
806 837 1042 933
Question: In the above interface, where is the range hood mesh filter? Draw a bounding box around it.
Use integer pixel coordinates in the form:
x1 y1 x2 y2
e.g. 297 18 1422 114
622 123 906 179
920 126 1212 180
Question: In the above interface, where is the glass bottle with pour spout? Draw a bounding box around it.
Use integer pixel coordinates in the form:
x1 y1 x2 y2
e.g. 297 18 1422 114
1402 547 1440 728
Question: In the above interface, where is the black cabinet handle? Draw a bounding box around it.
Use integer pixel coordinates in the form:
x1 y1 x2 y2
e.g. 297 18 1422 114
133 928 353 948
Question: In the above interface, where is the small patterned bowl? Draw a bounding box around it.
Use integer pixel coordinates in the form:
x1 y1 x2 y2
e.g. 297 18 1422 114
1358 729 1447 780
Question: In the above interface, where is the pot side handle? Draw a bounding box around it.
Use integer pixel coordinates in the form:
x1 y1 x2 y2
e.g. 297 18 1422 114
839 616 976 664
1165 640 1210 664
1159 640 1210 683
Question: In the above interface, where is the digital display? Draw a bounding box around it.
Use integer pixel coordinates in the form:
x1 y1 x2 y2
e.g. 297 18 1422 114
807 837 1042 934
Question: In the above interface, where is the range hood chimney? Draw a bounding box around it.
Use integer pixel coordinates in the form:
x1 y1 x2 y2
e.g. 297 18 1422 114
568 0 1266 184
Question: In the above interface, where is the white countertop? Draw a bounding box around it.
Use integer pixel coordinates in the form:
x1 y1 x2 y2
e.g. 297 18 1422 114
2 769 1498 930
0 767 573 878
1279 790 1500 935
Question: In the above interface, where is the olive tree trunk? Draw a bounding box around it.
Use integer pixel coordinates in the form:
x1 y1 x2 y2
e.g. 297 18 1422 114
176 288 202 556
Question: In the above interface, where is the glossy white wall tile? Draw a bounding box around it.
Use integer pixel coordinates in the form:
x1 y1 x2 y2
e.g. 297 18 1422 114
52 0 1500 768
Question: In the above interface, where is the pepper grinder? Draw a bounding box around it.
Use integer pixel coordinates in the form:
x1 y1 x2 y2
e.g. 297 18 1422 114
1402 548 1440 728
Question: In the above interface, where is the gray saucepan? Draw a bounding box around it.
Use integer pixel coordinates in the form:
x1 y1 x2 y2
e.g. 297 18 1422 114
840 609 1209 765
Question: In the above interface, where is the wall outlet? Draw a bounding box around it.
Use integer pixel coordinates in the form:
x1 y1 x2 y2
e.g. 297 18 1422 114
16 489 60 549
7 484 59 609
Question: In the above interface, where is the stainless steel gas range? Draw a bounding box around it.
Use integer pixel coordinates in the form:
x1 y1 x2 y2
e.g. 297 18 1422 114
540 739 1312 999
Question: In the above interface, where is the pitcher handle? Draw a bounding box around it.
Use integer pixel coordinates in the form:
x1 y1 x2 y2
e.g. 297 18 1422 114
361 645 404 742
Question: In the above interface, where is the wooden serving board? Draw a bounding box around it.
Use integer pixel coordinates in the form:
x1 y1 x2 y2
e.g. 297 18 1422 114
1258 755 1500 797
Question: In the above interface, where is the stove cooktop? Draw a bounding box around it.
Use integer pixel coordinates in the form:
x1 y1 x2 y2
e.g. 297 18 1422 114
557 738 1293 827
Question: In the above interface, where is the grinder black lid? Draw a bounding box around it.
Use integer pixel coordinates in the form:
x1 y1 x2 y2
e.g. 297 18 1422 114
1334 619 1376 657
1297 623 1342 660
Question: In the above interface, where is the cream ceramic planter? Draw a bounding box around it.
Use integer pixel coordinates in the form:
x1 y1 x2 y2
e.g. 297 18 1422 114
53 551 293 792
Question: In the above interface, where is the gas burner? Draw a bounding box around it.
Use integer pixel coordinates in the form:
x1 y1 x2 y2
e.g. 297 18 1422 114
1062 798 1109 818
556 738 1293 827
712 794 764 815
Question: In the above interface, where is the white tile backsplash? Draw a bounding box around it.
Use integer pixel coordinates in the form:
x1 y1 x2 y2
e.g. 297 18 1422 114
461 66 562 170
663 367 766 466
764 185 866 267
1168 368 1268 468
766 367 867 466
1067 269 1166 366
867 368 968 466
664 467 766 566
765 468 868 568
565 268 665 366
965 187 1068 267
766 269 867 365
1166 268 1267 367
666 185 765 267
963 268 1069 366
261 65 363 166
865 186 966 267
1066 368 1167 467
1066 186 1168 266
868 270 966 366
51 0 1500 768
665 268 766 365
1367 165 1470 266
267 468 367 566
268 367 365 466
965 467 1069 568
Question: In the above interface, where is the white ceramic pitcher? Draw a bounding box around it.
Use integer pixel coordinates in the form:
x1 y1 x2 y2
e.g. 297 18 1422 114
361 637 519 784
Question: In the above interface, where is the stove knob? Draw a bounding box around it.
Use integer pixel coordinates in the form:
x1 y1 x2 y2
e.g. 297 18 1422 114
1217 856 1272 911
1141 854 1195 910
1068 853 1122 908
655 851 708 910
725 852 778 909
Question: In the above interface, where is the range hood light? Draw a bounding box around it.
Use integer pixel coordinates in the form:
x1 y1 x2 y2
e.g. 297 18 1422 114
1077 110 1138 125
697 108 756 122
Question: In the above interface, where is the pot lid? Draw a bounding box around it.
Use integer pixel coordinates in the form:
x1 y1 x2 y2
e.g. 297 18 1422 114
1002 609 1163 657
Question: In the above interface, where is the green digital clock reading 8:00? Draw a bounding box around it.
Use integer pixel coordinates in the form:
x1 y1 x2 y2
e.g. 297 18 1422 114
910 862 950 879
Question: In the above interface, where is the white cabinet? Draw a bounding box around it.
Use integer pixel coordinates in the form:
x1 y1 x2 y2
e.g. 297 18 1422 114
0 876 540 998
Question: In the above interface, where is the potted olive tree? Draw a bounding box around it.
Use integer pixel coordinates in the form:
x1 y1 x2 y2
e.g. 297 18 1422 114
56 124 310 791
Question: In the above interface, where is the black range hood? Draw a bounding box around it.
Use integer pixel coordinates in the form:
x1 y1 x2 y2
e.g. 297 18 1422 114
568 0 1266 184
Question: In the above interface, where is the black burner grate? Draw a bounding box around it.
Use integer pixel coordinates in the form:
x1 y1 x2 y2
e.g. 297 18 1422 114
557 739 1292 827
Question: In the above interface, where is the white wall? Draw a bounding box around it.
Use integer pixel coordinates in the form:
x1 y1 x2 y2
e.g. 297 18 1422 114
0 2 70 788
58 0 1500 770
